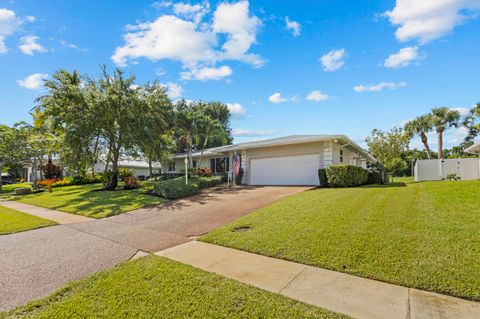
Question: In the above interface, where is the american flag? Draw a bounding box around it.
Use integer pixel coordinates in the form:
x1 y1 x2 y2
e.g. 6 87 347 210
232 151 240 176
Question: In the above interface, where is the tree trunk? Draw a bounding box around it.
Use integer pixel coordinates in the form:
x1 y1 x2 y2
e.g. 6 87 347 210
107 151 119 191
91 135 100 177
198 137 208 170
32 160 39 190
0 163 3 193
187 135 193 169
420 132 433 159
437 129 444 159
148 160 153 177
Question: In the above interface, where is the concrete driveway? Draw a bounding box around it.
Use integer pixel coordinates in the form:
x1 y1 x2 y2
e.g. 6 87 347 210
0 186 308 311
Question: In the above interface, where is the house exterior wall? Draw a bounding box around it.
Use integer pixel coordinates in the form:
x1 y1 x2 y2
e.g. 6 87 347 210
173 157 214 172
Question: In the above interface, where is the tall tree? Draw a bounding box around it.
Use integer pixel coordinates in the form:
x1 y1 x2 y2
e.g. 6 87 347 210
366 127 410 181
404 114 434 159
431 107 460 159
135 82 175 176
196 116 227 167
463 102 480 144
0 125 17 192
175 101 201 169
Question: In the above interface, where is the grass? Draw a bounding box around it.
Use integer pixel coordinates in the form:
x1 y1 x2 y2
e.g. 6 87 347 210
202 179 480 301
0 205 57 235
0 255 347 319
0 182 32 194
10 183 167 218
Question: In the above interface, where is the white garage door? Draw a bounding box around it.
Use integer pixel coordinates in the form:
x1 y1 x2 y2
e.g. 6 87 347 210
250 154 320 186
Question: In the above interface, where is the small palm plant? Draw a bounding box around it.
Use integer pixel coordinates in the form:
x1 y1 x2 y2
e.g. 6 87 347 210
431 107 460 159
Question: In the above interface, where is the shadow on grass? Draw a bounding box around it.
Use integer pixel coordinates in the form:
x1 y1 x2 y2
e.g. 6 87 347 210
361 182 407 188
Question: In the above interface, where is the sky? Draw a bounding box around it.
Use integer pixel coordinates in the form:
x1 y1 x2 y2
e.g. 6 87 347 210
1 0 480 149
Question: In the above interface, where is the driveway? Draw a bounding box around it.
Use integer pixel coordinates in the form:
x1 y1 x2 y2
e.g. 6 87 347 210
0 186 308 311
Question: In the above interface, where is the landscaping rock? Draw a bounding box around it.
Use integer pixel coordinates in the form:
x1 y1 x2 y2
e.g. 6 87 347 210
14 188 32 196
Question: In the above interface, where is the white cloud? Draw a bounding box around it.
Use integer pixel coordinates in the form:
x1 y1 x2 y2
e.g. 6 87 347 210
17 73 48 90
451 107 470 116
285 16 301 36
226 103 246 118
384 0 480 44
113 0 263 78
151 1 172 9
173 1 209 25
213 1 264 67
0 8 21 53
353 81 407 92
384 46 422 68
320 49 346 72
25 15 36 23
181 65 232 81
19 36 47 55
112 15 216 67
306 90 331 102
268 92 297 104
233 129 277 136
160 82 183 99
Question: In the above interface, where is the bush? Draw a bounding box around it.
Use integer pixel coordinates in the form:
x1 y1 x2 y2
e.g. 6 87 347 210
123 176 140 190
318 168 328 187
154 177 199 199
195 176 222 189
367 171 384 184
325 165 369 187
42 162 63 180
196 167 212 177
119 168 135 181
153 176 222 199
100 170 115 189
235 168 244 185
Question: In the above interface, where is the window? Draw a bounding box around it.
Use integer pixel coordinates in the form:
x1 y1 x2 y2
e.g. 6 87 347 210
340 149 344 163
168 162 176 172
210 157 230 175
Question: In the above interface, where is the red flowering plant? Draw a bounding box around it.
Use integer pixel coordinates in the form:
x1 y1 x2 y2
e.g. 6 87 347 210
37 179 60 192
196 167 212 177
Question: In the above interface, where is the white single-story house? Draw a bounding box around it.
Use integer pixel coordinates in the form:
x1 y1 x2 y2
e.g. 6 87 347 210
171 135 377 186
466 142 480 154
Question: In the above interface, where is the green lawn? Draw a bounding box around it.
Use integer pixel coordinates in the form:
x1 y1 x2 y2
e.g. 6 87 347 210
1 256 347 319
0 182 32 194
11 183 166 218
202 179 480 301
0 205 57 235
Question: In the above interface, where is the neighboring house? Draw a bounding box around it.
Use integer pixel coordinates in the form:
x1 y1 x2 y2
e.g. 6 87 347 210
93 159 161 179
466 142 480 154
171 135 377 186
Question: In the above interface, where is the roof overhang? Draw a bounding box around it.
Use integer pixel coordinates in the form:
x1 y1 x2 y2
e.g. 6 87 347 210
466 142 480 154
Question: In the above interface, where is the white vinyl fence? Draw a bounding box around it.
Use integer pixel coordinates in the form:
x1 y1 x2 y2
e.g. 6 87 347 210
414 158 480 181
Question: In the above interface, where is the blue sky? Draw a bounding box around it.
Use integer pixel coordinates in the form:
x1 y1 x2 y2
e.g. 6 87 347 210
1 0 480 148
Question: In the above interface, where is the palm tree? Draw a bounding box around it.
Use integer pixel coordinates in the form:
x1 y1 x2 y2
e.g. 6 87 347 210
431 107 460 159
175 107 199 169
197 116 227 168
404 114 434 159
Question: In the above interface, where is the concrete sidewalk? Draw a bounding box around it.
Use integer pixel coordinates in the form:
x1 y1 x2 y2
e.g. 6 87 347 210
0 201 92 224
156 241 480 319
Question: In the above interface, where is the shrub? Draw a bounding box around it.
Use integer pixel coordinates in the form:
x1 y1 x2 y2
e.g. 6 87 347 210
195 176 222 189
154 177 199 199
196 167 212 177
318 168 328 187
37 179 59 192
42 162 63 180
119 168 135 181
367 171 384 184
325 165 369 187
100 170 115 189
235 168 244 185
123 176 140 190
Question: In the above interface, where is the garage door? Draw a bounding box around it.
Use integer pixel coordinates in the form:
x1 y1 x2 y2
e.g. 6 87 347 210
250 154 320 186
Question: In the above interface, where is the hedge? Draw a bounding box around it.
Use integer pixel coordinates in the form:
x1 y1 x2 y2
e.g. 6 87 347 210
153 176 222 200
325 165 369 187
318 168 328 187
367 171 384 184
